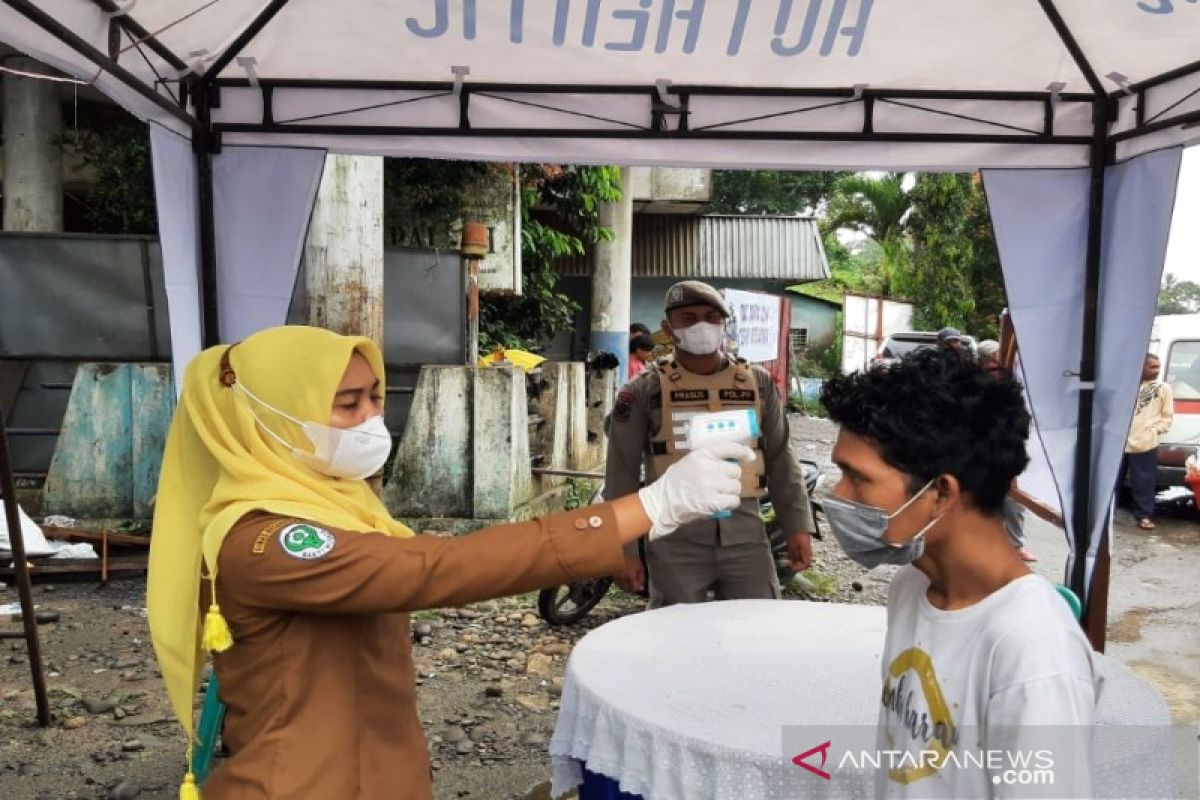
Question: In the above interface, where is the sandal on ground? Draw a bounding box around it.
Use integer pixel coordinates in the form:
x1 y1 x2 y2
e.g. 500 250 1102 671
1137 518 1156 530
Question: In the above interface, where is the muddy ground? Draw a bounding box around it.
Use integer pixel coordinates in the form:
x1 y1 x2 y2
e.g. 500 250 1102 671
1 416 1196 800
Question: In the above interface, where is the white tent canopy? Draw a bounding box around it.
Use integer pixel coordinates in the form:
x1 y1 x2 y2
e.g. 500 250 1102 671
3 0 1199 647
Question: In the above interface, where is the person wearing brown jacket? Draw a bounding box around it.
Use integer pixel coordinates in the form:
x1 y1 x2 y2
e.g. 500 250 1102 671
147 325 751 799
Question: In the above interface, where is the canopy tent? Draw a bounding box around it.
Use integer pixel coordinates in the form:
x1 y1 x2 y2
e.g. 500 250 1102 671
3 0 1200 649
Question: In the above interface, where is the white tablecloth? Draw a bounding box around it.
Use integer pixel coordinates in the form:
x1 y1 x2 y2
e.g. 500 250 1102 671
549 600 1182 800
550 600 886 800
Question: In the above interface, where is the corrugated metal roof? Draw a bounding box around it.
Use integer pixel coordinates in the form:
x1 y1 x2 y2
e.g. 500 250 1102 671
556 215 828 281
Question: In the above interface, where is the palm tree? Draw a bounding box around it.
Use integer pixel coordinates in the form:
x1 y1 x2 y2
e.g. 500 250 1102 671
824 173 913 296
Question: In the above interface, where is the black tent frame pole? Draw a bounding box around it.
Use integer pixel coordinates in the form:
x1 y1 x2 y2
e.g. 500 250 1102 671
1035 0 1113 652
192 76 221 347
1075 98 1115 653
0 409 51 726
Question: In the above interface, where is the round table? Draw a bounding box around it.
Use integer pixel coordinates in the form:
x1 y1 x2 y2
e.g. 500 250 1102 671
550 600 886 800
549 599 1179 800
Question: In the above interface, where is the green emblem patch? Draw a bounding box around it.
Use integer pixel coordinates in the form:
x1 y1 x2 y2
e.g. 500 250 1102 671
279 523 335 560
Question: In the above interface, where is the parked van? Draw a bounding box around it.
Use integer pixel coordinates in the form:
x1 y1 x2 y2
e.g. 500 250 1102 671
1150 313 1200 488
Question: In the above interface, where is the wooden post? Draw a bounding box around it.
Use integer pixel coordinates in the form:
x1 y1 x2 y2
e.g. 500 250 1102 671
0 407 51 726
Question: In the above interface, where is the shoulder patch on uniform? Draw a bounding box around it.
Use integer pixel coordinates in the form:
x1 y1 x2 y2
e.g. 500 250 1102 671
278 523 336 560
719 389 756 402
613 390 636 423
252 518 292 555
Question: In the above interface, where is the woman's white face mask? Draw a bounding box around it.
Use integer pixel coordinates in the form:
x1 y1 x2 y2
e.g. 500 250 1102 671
235 383 392 480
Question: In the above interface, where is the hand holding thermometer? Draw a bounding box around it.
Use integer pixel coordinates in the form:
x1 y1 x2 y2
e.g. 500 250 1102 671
686 408 760 519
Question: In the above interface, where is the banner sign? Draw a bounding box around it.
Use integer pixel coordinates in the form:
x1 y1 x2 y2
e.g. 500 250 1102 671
725 289 781 364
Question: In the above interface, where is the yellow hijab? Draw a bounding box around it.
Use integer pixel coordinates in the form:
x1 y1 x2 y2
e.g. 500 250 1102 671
147 326 413 791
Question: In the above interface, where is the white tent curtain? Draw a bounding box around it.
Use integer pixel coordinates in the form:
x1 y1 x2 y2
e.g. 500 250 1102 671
211 146 327 343
151 132 326 380
983 147 1182 595
149 125 202 395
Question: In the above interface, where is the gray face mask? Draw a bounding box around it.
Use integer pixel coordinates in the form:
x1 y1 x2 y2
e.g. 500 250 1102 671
823 479 941 569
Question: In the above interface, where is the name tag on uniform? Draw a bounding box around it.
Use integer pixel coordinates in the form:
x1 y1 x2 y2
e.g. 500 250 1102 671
719 389 756 402
670 389 709 403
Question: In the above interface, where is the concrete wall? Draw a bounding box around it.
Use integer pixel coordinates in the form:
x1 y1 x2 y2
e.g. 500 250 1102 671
386 362 600 526
788 295 840 351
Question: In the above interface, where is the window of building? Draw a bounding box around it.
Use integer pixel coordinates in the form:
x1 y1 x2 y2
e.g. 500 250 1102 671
790 328 809 354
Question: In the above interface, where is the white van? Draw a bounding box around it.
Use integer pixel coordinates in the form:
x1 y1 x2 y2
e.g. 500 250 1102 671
1150 313 1200 488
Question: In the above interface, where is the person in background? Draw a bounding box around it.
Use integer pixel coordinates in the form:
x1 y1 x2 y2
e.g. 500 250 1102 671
977 340 1037 562
630 322 652 338
820 349 1095 799
628 332 656 378
936 327 964 352
1119 352 1174 530
606 280 817 605
146 325 751 799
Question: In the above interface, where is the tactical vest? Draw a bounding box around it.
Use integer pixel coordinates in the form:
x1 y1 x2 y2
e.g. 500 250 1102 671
647 359 767 498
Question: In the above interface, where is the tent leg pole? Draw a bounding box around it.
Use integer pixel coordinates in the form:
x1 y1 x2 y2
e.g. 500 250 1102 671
192 77 220 347
0 410 51 726
1072 98 1112 652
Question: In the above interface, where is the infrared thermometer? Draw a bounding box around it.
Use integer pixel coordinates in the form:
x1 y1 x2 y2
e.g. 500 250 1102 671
686 408 760 519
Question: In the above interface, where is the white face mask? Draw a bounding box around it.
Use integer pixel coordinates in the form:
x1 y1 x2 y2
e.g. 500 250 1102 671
235 383 392 480
673 321 725 355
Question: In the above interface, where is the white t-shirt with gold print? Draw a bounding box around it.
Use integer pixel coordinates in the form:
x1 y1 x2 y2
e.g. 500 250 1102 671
876 566 1097 799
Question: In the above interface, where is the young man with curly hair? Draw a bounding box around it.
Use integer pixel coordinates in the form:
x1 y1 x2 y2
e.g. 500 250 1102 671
820 349 1096 799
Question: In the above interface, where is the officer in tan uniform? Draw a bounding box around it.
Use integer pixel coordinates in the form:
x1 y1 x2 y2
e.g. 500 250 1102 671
146 325 752 799
606 281 817 605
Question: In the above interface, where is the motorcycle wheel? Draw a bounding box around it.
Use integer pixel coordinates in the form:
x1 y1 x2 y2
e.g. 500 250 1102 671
537 577 614 626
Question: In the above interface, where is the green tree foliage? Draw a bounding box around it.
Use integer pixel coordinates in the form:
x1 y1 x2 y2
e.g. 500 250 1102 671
1157 273 1200 314
905 174 1006 339
824 173 912 296
383 159 502 247
479 165 623 350
67 112 156 234
709 170 847 215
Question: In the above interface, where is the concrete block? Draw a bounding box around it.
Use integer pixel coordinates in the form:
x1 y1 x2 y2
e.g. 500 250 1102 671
584 370 616 469
44 363 173 519
385 366 472 518
566 365 590 472
473 367 533 519
532 362 573 494
130 365 174 518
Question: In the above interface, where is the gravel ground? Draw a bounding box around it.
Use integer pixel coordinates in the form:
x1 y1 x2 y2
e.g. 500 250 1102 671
0 416 888 800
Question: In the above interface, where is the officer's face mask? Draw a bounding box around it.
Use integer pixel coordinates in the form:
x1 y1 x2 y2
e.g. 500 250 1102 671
672 321 725 355
823 479 942 569
234 383 392 480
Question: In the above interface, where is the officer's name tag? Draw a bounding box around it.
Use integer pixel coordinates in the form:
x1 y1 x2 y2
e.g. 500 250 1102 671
670 389 708 402
718 389 755 402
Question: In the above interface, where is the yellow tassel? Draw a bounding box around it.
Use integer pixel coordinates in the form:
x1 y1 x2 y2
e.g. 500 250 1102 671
201 604 234 653
179 771 201 799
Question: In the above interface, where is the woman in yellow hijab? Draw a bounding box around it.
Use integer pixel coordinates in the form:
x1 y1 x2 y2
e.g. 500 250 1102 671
148 325 750 799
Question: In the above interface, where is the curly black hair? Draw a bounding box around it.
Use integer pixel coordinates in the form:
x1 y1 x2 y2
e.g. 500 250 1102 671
820 348 1030 515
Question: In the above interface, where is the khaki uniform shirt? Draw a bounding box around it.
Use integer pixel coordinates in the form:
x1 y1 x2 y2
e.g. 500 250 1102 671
605 357 815 550
203 506 624 799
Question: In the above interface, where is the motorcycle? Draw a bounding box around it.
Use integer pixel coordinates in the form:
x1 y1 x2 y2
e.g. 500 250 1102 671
535 459 826 626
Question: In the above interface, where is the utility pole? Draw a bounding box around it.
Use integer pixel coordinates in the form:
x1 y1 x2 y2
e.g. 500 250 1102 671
305 155 385 347
589 166 634 381
2 56 63 232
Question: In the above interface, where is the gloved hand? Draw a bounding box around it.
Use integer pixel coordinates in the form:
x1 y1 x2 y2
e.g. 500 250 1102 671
637 441 754 541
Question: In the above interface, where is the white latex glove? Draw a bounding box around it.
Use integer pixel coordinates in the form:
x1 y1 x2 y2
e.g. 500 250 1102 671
637 441 755 541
